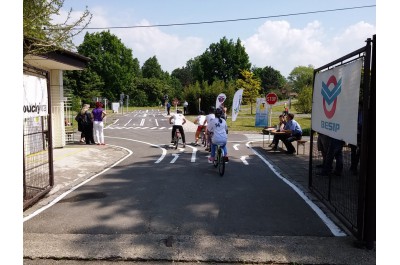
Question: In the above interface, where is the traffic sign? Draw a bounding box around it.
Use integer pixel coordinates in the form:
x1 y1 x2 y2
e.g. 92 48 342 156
266 92 278 105
173 98 180 106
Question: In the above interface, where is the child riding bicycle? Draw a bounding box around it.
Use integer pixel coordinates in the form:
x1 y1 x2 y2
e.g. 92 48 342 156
203 106 216 151
208 108 229 163
169 109 187 148
194 110 206 146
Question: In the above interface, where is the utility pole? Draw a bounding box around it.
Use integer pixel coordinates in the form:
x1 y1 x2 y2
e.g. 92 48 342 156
120 93 125 114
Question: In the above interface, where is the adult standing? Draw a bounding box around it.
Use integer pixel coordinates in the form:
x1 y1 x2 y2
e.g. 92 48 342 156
321 137 345 176
166 101 171 115
183 100 188 115
75 104 89 143
77 104 95 145
92 101 107 145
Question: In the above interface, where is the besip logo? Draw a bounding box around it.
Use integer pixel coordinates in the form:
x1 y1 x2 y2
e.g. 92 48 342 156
321 75 342 119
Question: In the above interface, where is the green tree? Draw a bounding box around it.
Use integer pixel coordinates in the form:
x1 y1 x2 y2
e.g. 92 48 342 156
67 31 140 102
142 56 163 79
287 65 314 93
294 85 313 113
172 57 205 87
236 69 262 114
252 66 286 95
23 0 92 57
199 37 251 84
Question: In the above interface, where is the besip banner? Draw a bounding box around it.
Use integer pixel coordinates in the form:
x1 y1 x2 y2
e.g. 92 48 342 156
231 89 243 122
216 93 226 109
311 59 362 145
23 74 48 118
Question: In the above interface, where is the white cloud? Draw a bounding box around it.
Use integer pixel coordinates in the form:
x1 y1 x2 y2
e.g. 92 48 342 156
60 7 375 78
116 20 204 71
244 20 376 78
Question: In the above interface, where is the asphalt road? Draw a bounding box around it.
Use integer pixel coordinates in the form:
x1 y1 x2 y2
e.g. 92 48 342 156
23 109 374 264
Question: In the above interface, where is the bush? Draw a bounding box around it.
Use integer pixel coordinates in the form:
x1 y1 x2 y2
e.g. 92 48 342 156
302 127 311 136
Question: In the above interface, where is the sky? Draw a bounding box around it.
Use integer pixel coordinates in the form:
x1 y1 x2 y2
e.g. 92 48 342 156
54 0 376 78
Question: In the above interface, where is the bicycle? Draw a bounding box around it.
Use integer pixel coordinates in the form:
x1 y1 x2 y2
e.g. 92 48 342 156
172 128 181 150
200 128 207 147
213 144 226 176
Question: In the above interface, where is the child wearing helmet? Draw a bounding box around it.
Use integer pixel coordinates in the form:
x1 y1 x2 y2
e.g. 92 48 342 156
203 106 216 151
208 108 229 163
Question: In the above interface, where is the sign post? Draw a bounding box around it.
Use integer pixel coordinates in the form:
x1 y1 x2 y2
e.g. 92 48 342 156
173 98 180 112
266 92 278 127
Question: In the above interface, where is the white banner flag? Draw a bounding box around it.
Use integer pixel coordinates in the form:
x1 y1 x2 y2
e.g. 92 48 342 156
23 74 48 118
231 89 243 122
216 93 226 109
311 59 362 145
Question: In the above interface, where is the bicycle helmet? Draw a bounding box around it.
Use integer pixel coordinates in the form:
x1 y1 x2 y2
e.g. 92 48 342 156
215 107 223 117
215 108 224 123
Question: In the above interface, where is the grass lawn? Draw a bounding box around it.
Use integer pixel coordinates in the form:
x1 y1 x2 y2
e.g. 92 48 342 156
100 101 312 135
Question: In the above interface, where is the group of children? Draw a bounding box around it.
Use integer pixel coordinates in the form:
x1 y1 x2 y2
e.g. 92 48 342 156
193 106 229 163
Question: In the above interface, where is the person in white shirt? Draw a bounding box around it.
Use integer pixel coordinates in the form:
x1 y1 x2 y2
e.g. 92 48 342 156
203 106 216 151
193 110 206 146
169 109 187 148
208 108 229 162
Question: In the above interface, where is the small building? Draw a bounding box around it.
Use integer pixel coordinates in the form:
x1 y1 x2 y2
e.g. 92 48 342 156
23 44 90 210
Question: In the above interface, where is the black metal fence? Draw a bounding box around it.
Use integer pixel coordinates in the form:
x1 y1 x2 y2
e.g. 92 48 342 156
23 65 54 210
309 35 375 249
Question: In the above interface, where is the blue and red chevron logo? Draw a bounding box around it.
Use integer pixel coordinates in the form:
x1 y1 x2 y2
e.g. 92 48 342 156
321 75 342 119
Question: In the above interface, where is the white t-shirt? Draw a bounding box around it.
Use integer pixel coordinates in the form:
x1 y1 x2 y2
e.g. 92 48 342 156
196 115 206 125
208 117 228 145
171 113 185 126
204 114 215 127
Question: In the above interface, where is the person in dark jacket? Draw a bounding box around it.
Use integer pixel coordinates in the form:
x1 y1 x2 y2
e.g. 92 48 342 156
77 104 95 145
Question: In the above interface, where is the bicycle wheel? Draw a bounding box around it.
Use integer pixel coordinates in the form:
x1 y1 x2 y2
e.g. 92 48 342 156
213 146 219 168
201 132 206 146
218 148 225 176
174 135 179 149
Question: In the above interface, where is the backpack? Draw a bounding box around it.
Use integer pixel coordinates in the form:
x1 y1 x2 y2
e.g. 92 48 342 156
79 112 91 126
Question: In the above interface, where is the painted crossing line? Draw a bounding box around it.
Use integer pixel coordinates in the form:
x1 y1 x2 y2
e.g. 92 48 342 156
105 126 172 130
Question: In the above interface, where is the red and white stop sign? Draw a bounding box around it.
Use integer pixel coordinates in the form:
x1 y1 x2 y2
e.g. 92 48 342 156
266 93 278 105
173 98 180 106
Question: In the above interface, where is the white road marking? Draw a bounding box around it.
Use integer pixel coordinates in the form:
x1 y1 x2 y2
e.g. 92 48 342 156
240 155 249 165
124 119 132 127
155 119 159 126
170 154 179 163
233 144 240 150
140 118 145 126
23 144 133 222
185 145 197 162
246 140 346 237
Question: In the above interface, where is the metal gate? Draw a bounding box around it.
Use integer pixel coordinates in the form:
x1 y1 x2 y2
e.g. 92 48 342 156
23 64 54 210
309 35 375 248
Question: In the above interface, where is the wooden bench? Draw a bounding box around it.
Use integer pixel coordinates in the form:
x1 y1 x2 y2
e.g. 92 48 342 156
296 140 307 155
65 126 76 143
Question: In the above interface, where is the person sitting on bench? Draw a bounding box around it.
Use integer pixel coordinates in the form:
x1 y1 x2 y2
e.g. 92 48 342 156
278 113 302 154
